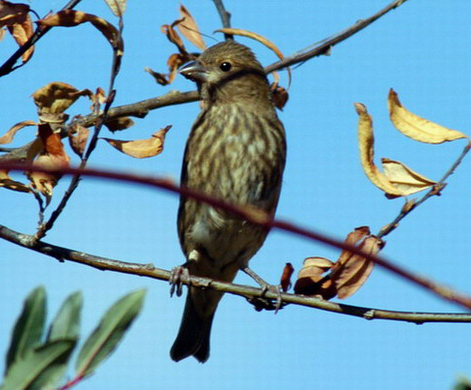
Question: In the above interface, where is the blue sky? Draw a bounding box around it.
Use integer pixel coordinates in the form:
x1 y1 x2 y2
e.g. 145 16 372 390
1 1 471 389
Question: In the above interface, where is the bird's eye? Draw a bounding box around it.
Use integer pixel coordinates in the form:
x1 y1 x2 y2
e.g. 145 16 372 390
219 62 232 72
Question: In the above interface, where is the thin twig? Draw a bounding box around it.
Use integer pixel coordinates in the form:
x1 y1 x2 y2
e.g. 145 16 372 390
211 0 233 40
265 0 409 74
0 0 83 78
1 222 470 324
35 15 125 240
377 141 471 238
1 162 470 312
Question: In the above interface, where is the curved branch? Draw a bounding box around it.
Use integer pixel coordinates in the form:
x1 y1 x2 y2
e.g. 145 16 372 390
0 222 469 324
1 162 470 312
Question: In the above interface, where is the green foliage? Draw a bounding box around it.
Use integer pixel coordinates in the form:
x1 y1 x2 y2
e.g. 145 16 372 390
1 287 146 390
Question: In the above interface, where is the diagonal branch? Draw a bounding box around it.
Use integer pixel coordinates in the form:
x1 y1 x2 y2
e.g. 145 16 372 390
1 222 470 324
1 162 470 312
211 0 233 40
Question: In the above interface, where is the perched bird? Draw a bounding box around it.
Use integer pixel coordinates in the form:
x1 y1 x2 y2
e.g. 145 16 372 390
170 40 287 363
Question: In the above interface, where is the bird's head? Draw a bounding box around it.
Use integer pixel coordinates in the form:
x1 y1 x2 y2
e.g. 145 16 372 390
179 40 271 105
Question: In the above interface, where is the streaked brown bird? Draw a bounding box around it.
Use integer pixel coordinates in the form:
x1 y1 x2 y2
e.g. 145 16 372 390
170 40 287 363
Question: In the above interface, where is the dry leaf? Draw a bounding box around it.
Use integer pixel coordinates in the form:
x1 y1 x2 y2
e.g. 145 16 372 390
294 257 336 299
68 124 89 157
0 1 34 62
161 19 187 54
104 0 127 17
271 84 289 110
332 226 371 272
0 169 30 193
381 158 436 196
103 125 171 158
0 120 36 145
177 4 206 50
33 82 92 115
0 27 6 41
355 102 404 198
38 10 123 54
215 27 292 87
104 116 135 132
280 262 294 292
388 89 468 144
145 67 170 86
27 124 70 203
333 236 383 299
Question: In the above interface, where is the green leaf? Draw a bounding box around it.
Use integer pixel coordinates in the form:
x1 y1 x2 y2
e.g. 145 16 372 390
0 340 75 390
47 291 83 342
75 289 146 377
5 286 46 374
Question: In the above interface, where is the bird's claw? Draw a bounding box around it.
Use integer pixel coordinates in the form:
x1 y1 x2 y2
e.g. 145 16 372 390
170 265 189 297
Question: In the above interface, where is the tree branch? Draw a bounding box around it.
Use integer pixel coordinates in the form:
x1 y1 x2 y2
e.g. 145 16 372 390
1 222 470 324
211 0 233 40
1 162 470 312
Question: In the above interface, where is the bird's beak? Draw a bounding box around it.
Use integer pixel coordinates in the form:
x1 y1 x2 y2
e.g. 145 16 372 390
179 61 208 83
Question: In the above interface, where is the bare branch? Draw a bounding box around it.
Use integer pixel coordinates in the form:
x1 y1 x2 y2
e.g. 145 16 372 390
1 222 470 324
211 0 233 40
1 162 470 311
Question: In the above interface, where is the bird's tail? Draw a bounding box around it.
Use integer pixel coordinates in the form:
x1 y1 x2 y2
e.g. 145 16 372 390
170 288 220 363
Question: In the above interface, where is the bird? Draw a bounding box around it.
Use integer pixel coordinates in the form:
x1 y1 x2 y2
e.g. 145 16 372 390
170 39 287 363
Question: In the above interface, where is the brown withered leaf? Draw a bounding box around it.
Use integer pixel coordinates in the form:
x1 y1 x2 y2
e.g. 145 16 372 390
27 124 70 203
0 1 34 62
104 0 127 17
33 82 92 115
294 257 336 299
381 158 436 196
161 19 187 54
0 169 30 193
0 120 36 145
103 125 171 158
144 67 170 86
104 116 135 132
332 226 371 272
215 27 292 87
38 10 123 54
0 28 6 41
280 262 294 292
388 89 468 144
355 102 404 199
271 84 289 110
177 4 206 50
333 236 383 299
68 124 89 157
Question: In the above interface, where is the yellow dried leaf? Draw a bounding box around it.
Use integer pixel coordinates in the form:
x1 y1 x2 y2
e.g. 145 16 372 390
381 158 436 196
0 170 30 193
355 102 404 198
0 120 36 144
334 236 382 299
215 27 291 87
333 226 370 271
178 4 206 50
0 28 6 41
0 1 29 27
388 89 468 144
33 82 92 115
104 125 171 159
104 0 127 17
38 10 123 54
293 257 336 299
8 12 34 62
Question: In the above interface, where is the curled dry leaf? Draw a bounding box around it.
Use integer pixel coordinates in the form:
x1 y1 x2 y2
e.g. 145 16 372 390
280 262 294 292
145 67 170 86
215 27 292 87
27 124 70 203
0 169 30 193
37 10 123 54
0 0 34 62
388 89 468 144
333 236 383 299
0 120 36 145
271 83 289 110
294 257 336 300
104 0 127 17
161 19 187 54
178 4 206 50
381 158 436 196
104 116 135 132
103 125 171 158
332 226 370 272
68 123 89 157
33 82 92 115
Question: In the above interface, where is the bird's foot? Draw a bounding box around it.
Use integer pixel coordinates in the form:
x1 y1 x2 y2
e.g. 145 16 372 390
241 265 284 313
169 265 190 297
